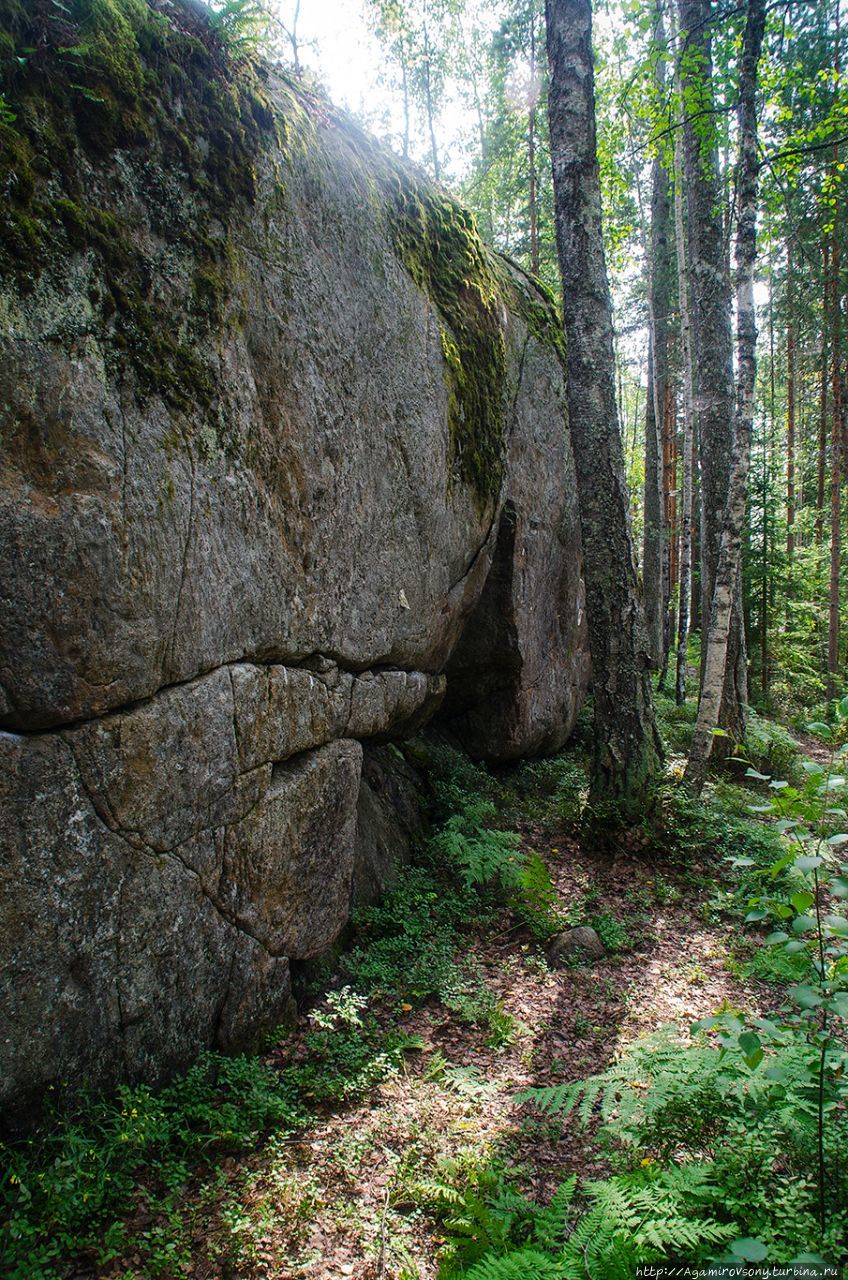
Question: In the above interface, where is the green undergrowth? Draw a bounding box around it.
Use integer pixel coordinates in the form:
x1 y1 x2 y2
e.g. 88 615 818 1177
5 701 843 1277
429 710 848 1277
0 1054 306 1279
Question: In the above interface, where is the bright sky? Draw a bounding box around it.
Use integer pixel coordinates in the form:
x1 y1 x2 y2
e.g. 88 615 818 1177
292 0 381 118
273 0 503 183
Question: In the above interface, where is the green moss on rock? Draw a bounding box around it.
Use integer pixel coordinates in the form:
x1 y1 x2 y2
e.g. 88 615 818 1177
0 0 273 411
380 170 508 508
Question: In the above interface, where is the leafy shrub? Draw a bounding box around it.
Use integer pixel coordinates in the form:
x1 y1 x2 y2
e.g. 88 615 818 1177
509 754 587 825
587 909 632 952
744 709 802 780
281 988 418 1103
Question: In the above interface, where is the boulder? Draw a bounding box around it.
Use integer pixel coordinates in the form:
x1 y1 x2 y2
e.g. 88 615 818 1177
0 0 589 1111
547 926 607 966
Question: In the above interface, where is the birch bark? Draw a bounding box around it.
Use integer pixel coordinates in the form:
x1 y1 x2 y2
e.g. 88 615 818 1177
684 0 766 791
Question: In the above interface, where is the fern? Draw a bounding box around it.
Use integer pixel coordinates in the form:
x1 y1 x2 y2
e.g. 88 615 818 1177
560 1169 735 1274
509 850 568 938
530 1176 576 1253
520 1027 774 1156
461 1251 565 1280
431 809 524 891
439 1165 736 1280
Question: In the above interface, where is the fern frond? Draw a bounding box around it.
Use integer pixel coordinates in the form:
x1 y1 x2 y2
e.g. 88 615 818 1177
531 1176 577 1251
461 1249 565 1280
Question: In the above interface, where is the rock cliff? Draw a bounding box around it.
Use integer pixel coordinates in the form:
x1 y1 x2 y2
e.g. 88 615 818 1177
0 0 589 1112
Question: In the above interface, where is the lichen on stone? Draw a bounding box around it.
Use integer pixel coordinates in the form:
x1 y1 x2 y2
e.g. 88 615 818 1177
0 0 274 410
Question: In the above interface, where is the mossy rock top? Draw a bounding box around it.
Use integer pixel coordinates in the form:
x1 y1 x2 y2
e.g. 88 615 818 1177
0 0 566 506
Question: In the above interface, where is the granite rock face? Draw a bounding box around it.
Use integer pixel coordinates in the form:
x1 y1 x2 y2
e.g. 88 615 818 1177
0 0 588 1112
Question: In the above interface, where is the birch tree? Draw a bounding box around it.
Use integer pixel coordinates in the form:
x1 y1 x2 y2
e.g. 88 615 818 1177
684 0 766 792
677 0 748 745
642 3 673 671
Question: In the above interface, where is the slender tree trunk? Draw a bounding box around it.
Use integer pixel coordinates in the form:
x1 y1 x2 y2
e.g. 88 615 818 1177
787 314 797 564
817 251 829 545
529 13 541 276
827 228 843 697
658 382 677 690
422 23 440 182
691 440 701 632
643 334 664 664
286 0 302 76
684 0 766 792
677 398 695 703
674 114 696 705
401 43 411 160
762 245 775 697
546 0 663 822
677 0 748 744
827 1 843 699
643 2 673 670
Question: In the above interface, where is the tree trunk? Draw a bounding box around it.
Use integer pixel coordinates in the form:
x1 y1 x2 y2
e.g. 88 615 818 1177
529 12 541 276
787 314 797 564
659 379 677 688
422 22 440 182
643 3 673 670
401 42 411 160
643 335 664 664
546 0 663 823
819 302 830 547
674 108 696 705
684 0 766 792
677 0 748 744
827 2 843 700
827 226 843 698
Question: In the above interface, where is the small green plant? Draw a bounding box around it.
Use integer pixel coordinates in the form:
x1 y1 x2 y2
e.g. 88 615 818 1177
0 1053 306 1279
282 990 420 1104
588 910 631 952
205 0 270 56
483 1004 521 1050
724 696 848 1242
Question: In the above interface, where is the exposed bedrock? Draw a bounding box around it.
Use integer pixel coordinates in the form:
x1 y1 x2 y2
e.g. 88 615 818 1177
0 0 588 1110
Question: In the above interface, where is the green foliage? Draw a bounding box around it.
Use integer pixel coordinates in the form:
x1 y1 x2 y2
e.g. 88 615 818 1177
205 0 269 56
429 1158 734 1279
743 709 802 780
0 1053 306 1279
281 987 419 1104
587 909 631 952
509 752 587 825
432 801 525 890
655 778 788 901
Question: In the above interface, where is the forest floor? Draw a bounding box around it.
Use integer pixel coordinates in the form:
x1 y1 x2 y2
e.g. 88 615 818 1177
215 830 766 1280
4 698 843 1279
